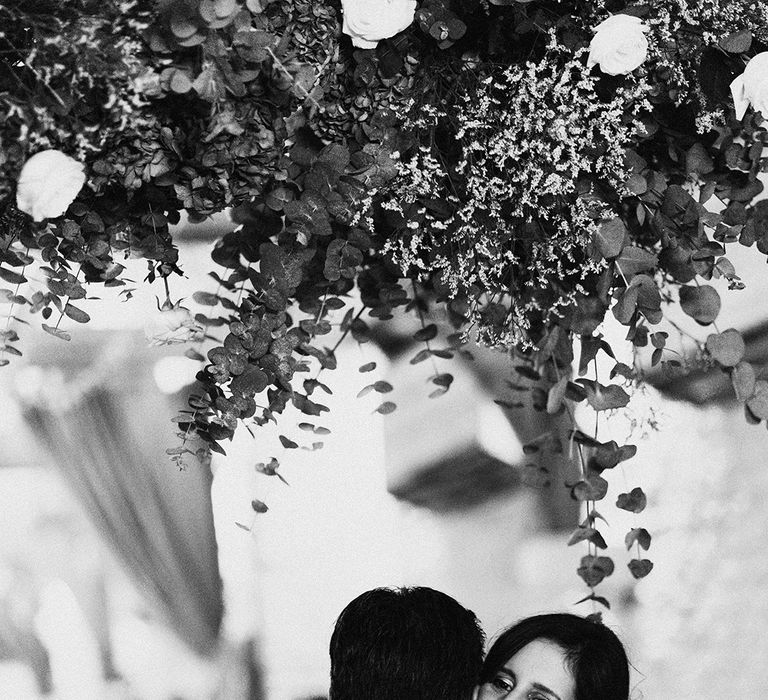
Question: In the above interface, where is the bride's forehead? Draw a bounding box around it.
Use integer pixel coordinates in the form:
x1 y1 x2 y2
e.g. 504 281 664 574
507 638 569 665
503 639 574 691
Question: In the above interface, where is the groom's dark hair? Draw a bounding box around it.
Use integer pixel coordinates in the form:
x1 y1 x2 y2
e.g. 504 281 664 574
329 586 484 700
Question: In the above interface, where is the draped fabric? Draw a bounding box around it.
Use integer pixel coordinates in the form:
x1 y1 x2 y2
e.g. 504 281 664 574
0 592 52 694
20 334 224 657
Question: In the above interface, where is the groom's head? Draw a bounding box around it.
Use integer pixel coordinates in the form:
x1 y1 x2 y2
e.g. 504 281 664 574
329 586 484 700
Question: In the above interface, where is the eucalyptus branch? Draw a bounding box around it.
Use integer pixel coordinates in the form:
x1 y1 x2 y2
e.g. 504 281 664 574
0 247 28 364
53 263 82 331
411 280 442 378
312 306 365 382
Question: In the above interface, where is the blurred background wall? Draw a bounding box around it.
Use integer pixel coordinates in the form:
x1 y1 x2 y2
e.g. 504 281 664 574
1 234 767 699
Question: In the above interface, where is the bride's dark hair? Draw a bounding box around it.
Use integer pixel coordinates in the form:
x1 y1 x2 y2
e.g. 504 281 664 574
480 613 629 700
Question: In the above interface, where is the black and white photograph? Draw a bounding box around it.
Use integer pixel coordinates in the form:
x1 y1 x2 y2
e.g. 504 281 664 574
1 0 768 697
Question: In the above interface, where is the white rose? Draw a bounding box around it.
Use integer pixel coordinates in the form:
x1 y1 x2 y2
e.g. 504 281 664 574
341 0 417 49
587 15 649 76
145 298 204 346
731 52 768 121
16 150 86 222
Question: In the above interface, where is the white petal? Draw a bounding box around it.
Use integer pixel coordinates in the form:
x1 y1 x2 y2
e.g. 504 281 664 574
16 150 85 222
731 75 749 120
341 0 416 48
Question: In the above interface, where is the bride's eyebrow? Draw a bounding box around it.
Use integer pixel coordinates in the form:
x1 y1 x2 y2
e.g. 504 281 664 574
531 681 561 700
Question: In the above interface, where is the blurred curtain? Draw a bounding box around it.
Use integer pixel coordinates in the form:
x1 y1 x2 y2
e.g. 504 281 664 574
0 588 52 694
214 639 267 700
23 384 223 657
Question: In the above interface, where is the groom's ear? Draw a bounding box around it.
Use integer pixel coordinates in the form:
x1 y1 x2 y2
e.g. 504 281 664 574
472 686 480 700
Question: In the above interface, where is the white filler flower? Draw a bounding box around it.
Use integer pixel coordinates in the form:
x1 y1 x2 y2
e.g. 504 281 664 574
16 150 86 221
341 0 417 49
587 14 649 76
731 52 768 121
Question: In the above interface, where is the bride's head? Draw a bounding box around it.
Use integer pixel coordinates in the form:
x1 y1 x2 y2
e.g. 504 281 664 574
475 613 629 700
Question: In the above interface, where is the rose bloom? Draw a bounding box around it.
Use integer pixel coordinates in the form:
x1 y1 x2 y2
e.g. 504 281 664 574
731 52 768 121
587 14 649 76
16 150 86 222
145 299 204 346
341 0 417 49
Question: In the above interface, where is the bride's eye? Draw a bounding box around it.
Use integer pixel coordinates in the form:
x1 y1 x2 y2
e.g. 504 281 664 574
491 675 515 692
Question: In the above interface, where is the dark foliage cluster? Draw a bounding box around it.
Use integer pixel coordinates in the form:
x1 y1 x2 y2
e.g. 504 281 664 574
2 0 768 602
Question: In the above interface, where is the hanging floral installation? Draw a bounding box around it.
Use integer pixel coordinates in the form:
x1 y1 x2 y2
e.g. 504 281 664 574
2 0 768 608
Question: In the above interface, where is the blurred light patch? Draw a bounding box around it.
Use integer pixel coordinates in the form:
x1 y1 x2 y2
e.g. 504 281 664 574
152 355 200 395
477 401 524 465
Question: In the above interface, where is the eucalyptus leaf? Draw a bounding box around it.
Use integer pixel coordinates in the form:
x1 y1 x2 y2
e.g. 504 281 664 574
625 527 652 551
546 375 568 414
706 328 745 367
719 29 752 53
193 291 220 306
251 499 268 513
64 303 90 324
41 323 71 341
615 246 658 278
679 285 721 325
746 380 768 420
571 475 608 502
0 267 27 285
414 324 438 342
230 366 269 396
628 559 654 579
731 361 756 402
577 380 631 411
594 218 626 259
616 487 647 514
577 555 614 587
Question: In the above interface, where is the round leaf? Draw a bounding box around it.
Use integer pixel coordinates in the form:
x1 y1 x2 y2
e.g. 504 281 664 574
706 328 745 367
170 70 193 94
170 14 199 39
746 380 768 420
577 555 615 587
731 361 756 402
571 475 608 502
578 381 631 411
625 174 647 195
719 29 752 53
679 285 721 325
615 246 658 278
685 143 714 175
625 527 652 551
628 559 654 579
251 499 268 513
616 487 647 514
230 366 269 396
595 218 626 259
